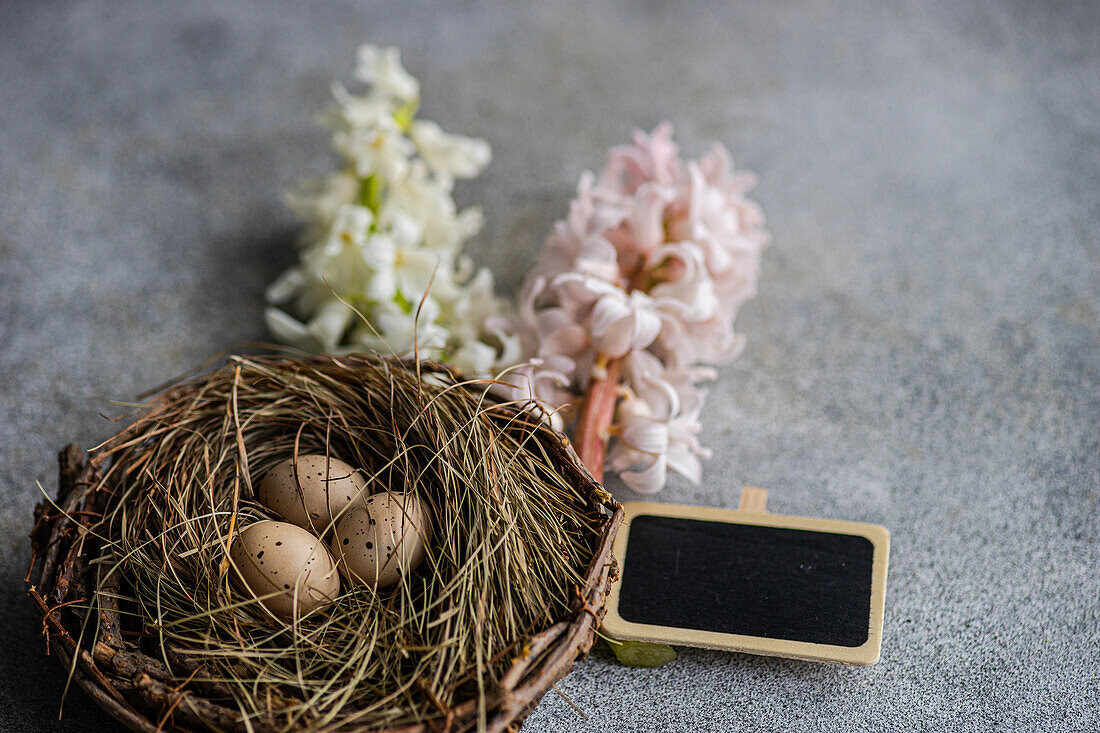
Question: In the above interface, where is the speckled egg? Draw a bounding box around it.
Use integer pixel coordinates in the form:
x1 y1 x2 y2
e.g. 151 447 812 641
229 520 341 618
330 493 432 588
257 454 368 533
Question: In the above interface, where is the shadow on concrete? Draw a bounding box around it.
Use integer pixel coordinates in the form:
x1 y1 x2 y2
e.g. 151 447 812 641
3 573 127 732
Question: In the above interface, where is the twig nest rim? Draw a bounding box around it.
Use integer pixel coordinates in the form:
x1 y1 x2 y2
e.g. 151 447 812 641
30 355 623 733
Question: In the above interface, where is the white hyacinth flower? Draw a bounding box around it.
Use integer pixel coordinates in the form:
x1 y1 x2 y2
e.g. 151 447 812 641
265 44 512 372
409 120 493 187
354 45 419 102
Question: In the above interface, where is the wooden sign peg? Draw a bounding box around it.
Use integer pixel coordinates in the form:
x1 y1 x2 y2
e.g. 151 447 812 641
738 486 768 513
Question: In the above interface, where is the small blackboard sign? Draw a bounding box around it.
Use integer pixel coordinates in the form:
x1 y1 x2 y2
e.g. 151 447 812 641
604 493 889 665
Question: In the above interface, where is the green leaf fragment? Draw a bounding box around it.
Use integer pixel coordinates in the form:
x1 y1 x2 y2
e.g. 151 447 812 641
394 290 414 314
608 639 677 668
393 98 419 132
359 175 383 216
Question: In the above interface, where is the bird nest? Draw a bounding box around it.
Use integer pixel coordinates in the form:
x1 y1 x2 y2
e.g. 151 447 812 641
29 354 622 732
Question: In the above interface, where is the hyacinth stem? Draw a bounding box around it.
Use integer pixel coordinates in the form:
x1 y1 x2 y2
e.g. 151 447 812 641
574 355 623 482
578 356 679 667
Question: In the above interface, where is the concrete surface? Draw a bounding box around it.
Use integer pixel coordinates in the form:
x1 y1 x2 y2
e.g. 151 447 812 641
2 1 1098 730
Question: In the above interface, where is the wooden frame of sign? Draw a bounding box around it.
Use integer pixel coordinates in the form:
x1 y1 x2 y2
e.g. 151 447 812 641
603 488 889 665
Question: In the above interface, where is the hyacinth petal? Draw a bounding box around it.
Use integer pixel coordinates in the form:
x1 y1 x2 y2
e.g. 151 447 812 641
355 45 419 101
523 273 547 305
454 207 485 241
590 295 632 339
535 306 576 334
666 448 703 485
630 184 670 254
361 235 396 270
628 303 663 350
330 82 394 129
265 308 315 349
620 421 670 455
622 348 665 382
620 455 669 494
490 329 523 368
450 341 497 375
491 365 572 432
631 376 679 421
537 354 575 378
606 436 644 472
307 300 353 351
592 323 633 358
594 303 638 354
588 291 662 357
552 272 617 307
575 237 621 281
540 322 589 359
364 268 396 301
398 249 441 296
388 209 425 247
265 269 304 305
410 120 491 180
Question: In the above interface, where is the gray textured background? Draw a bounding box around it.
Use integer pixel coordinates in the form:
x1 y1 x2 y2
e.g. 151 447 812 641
2 1 1098 731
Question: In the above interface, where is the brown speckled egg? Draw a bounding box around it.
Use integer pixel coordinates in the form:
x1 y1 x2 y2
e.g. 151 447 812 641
257 454 368 533
330 493 431 588
229 520 341 618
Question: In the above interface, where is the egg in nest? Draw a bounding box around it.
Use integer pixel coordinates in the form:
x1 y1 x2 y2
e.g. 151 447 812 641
258 454 368 533
229 520 341 618
330 493 431 588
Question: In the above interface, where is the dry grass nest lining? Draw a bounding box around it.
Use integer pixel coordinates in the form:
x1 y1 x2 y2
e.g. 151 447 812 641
30 354 622 733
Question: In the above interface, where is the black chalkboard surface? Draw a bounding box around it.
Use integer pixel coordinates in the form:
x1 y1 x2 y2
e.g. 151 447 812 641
604 499 890 665
618 515 874 647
